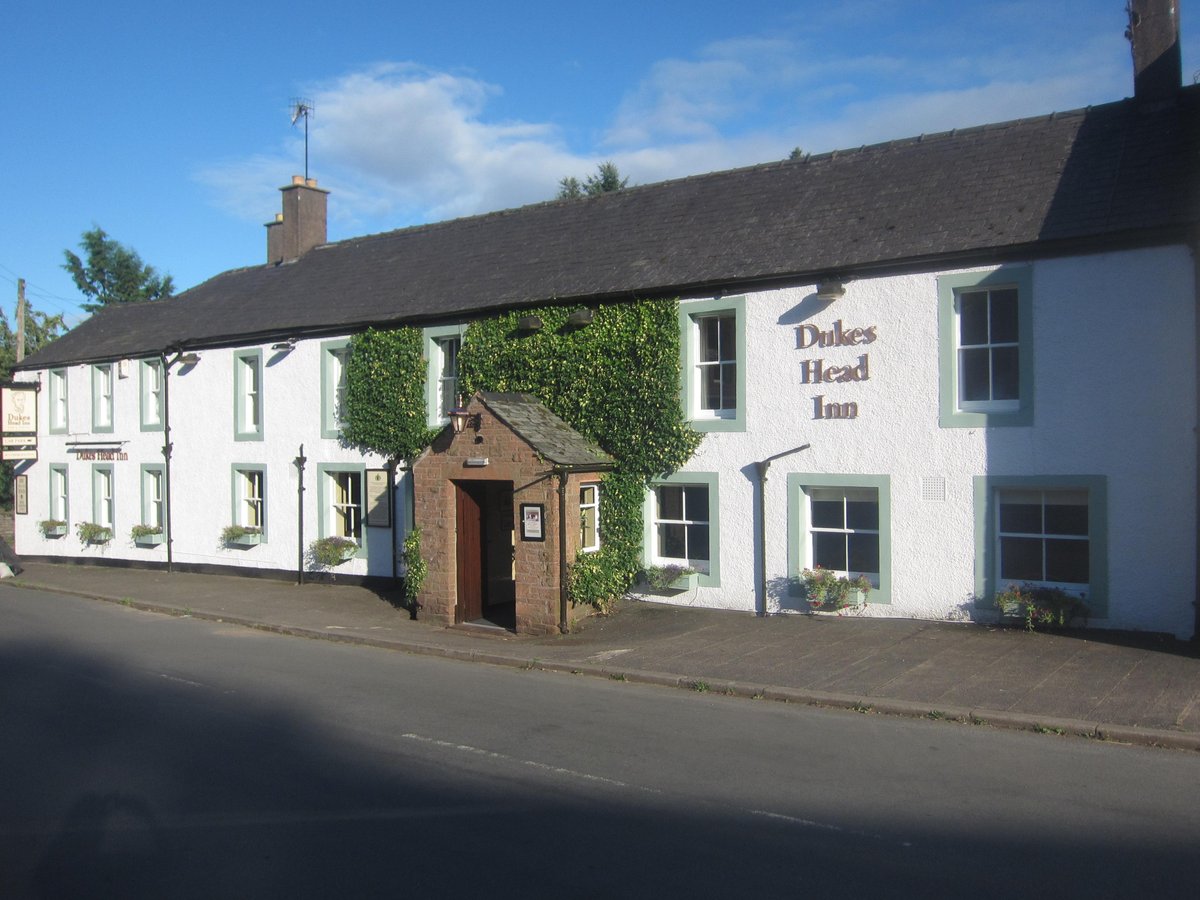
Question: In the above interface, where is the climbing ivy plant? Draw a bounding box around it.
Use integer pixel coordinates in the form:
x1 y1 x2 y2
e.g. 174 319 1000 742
458 300 701 610
342 327 438 461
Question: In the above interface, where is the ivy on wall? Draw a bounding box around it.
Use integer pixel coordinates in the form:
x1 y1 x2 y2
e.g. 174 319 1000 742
458 300 702 610
342 327 437 461
342 301 701 611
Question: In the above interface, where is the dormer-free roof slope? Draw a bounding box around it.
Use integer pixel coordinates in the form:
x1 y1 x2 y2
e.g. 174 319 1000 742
19 87 1200 370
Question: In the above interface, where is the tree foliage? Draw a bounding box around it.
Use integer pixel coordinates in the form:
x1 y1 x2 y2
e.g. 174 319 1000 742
557 161 630 199
63 227 174 313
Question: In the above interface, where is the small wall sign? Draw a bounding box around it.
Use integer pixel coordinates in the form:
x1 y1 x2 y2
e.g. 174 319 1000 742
14 475 27 515
520 503 545 541
365 468 392 528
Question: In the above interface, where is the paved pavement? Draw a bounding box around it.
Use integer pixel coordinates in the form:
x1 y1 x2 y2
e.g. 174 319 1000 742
4 560 1200 751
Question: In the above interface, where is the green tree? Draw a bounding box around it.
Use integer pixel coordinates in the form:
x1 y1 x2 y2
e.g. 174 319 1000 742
556 161 630 199
63 227 174 313
1 301 68 506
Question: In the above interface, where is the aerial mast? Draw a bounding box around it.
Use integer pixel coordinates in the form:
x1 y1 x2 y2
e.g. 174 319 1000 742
290 98 314 181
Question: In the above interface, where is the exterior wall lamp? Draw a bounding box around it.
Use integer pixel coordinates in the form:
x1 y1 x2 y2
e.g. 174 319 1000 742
815 280 847 302
449 397 472 435
177 352 201 367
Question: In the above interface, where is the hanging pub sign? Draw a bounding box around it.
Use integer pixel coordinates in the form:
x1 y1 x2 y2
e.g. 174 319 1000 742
1 382 39 461
365 468 392 528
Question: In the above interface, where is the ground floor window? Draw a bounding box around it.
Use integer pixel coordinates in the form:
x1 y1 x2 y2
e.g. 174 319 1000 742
92 466 114 529
141 466 165 530
645 472 720 584
49 465 69 523
232 466 266 536
973 475 1107 616
325 468 363 542
579 483 600 553
787 474 892 604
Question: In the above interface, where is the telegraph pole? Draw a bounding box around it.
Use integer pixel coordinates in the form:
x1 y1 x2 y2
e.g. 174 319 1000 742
15 278 25 362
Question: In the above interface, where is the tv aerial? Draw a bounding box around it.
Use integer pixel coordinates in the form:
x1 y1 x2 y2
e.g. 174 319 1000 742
290 98 314 181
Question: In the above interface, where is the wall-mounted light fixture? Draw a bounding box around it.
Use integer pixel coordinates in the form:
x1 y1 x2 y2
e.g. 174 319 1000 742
815 280 847 302
518 315 543 333
271 338 298 352
566 308 595 328
449 397 472 435
177 352 201 367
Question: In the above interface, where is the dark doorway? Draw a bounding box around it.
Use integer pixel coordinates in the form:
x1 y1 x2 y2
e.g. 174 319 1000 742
454 480 515 629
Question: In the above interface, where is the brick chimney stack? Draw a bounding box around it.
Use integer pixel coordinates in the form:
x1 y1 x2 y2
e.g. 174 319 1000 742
1127 0 1182 103
265 176 329 265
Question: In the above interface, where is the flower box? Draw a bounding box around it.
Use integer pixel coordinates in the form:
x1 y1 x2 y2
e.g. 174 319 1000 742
227 532 262 547
39 522 68 538
638 567 699 596
134 532 165 547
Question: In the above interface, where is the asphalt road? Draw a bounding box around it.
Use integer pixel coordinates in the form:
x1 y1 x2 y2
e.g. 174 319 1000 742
2 585 1199 899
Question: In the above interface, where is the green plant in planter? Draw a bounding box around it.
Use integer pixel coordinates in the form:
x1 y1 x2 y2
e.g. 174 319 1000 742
221 524 262 544
309 535 358 568
995 583 1088 632
130 524 163 541
640 564 697 590
800 567 871 611
76 522 112 545
38 519 67 537
402 527 427 608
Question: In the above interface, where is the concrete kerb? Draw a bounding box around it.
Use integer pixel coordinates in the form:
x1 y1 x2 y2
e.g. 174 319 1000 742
15 579 1200 754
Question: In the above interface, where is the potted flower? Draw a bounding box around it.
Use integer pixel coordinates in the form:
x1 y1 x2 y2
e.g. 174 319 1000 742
800 567 871 612
38 519 68 538
995 583 1088 632
76 522 112 545
221 524 262 547
309 535 359 568
131 524 165 546
638 564 698 594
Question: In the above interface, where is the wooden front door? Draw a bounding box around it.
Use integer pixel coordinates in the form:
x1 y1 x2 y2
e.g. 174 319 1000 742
455 482 485 623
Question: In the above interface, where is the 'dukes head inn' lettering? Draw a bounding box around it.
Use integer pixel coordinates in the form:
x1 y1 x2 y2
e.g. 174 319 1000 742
797 320 876 419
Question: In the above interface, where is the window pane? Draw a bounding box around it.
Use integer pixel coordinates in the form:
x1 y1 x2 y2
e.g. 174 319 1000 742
845 500 878 530
701 366 723 410
959 348 990 401
1000 536 1043 581
813 531 847 571
999 500 1042 534
687 524 710 561
657 486 683 521
959 292 989 345
989 289 1018 343
1045 498 1088 536
580 485 595 506
847 533 879 574
811 498 844 529
991 346 1019 401
683 486 709 522
720 361 737 409
701 318 722 362
1046 539 1089 584
658 522 685 559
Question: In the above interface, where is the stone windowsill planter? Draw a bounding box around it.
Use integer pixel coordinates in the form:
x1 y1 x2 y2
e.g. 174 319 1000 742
221 526 263 548
77 523 113 545
638 566 699 596
132 529 165 547
309 536 359 568
39 521 68 538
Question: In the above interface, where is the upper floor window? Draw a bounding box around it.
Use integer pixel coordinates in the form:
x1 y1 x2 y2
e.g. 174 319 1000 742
321 340 350 438
234 350 263 441
938 267 1032 428
424 326 466 427
91 363 114 433
579 483 600 553
49 369 68 433
680 297 745 432
140 358 164 431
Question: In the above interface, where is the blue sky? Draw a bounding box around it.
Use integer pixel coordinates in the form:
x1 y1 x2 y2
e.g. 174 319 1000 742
2 1 1195 327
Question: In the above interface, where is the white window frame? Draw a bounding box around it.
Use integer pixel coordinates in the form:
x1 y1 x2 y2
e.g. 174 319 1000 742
318 464 365 553
232 465 267 538
91 363 114 433
644 472 720 585
679 297 745 432
955 287 1019 413
424 325 467 427
92 465 114 530
234 349 264 441
49 464 69 523
806 487 882 589
579 482 601 553
995 489 1090 594
321 339 351 439
49 368 68 434
140 358 164 431
141 465 165 530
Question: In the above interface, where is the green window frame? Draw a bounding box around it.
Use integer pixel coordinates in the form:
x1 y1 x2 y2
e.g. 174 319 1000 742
973 475 1108 618
140 464 165 531
139 358 164 432
424 324 466 427
92 464 114 530
679 297 746 433
643 471 720 587
937 266 1033 428
320 339 351 439
231 464 268 541
317 463 367 558
91 363 114 433
48 464 69 524
233 349 264 441
48 368 68 434
787 473 892 604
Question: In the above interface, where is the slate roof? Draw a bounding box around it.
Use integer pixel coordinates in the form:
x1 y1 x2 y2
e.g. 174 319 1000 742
477 392 613 470
19 87 1200 370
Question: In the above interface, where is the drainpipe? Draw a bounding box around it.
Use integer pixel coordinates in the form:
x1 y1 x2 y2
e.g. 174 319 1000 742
753 444 810 617
294 445 306 585
1193 232 1200 642
557 467 569 633
160 352 175 574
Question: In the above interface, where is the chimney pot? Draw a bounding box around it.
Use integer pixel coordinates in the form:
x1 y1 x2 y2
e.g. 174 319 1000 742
265 176 329 264
1128 0 1182 103
292 175 305 185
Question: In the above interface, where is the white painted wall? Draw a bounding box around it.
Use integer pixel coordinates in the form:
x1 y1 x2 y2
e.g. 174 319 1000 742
651 246 1197 638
